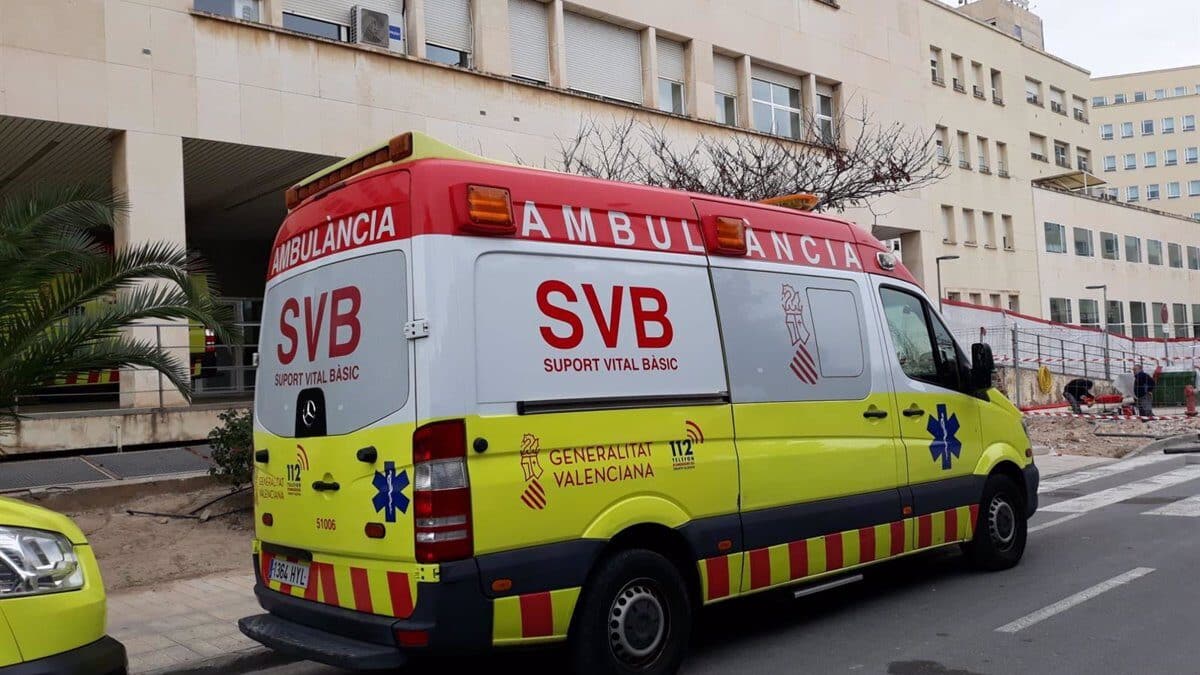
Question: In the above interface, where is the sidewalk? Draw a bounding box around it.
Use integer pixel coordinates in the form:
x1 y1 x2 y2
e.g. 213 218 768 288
1035 453 1115 478
107 572 278 674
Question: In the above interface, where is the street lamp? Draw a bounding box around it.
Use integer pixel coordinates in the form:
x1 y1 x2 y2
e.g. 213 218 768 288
935 255 960 311
1086 284 1110 379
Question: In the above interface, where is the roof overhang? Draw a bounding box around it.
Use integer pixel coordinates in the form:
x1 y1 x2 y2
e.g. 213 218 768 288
1032 170 1106 191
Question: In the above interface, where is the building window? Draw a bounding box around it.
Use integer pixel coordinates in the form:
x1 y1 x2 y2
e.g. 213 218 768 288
1145 151 1157 167
1125 236 1142 263
1093 96 1108 107
1187 147 1199 164
425 0 473 67
1049 298 1073 324
1044 222 1066 253
1107 300 1125 335
1153 303 1169 338
564 12 643 104
1166 149 1179 166
1148 239 1164 265
752 77 802 139
1025 78 1041 104
1164 117 1176 134
1127 185 1140 202
816 86 836 143
1121 121 1134 138
282 12 346 41
1155 88 1167 99
1079 298 1100 328
1073 227 1094 256
656 37 686 115
1186 115 1197 132
1176 86 1188 97
1142 119 1155 135
1101 232 1120 260
941 205 956 243
715 93 737 125
1174 304 1189 338
1009 294 1021 312
1114 93 1126 104
1124 153 1137 170
1193 305 1200 339
1135 91 1147 102
1103 155 1117 172
1191 180 1200 197
1188 245 1200 270
930 47 944 84
1130 301 1149 338
197 0 261 21
713 53 739 127
1100 124 1113 140
1169 181 1182 198
1148 184 1160 200
1169 242 1184 268
426 43 470 66
1002 215 1014 250
509 0 550 83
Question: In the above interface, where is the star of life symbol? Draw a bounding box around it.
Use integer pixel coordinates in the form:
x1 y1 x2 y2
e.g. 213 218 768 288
371 461 409 522
519 434 547 510
927 404 962 471
782 285 818 385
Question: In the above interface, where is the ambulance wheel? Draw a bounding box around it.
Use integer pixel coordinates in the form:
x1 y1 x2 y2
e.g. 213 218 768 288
965 474 1027 571
569 549 692 675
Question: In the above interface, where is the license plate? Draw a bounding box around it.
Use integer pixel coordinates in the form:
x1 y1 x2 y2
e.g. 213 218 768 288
268 558 310 589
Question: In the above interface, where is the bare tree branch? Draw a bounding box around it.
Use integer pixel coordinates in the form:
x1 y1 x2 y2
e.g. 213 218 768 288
539 100 949 212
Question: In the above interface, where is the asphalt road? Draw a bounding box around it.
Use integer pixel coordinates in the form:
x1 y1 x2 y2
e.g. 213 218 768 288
243 453 1200 675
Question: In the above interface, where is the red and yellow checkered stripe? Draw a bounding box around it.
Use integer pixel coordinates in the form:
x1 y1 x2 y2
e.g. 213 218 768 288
259 550 417 619
43 369 121 387
700 505 978 602
492 587 580 645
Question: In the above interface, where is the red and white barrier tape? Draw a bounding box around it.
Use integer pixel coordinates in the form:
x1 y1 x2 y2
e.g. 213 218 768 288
995 355 1193 365
1022 410 1195 421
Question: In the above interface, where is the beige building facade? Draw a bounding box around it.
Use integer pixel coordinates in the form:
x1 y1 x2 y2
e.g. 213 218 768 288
1091 65 1200 220
0 0 1197 430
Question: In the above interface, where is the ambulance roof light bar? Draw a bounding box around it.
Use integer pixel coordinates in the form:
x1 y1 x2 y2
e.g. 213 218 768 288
284 131 504 210
759 193 820 211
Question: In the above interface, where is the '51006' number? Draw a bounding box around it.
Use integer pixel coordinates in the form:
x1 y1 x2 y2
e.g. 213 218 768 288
316 517 336 531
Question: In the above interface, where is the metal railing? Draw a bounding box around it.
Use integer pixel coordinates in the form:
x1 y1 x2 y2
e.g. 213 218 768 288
15 322 260 414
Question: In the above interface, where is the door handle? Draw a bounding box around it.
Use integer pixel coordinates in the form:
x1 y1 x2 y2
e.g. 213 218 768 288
862 409 888 419
311 481 340 492
902 407 926 418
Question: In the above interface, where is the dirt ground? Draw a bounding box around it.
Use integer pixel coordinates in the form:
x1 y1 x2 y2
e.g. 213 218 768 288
66 485 254 591
1025 415 1200 458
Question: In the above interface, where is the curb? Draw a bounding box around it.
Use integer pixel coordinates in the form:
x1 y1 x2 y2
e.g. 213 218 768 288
6 473 218 512
1127 433 1200 458
143 647 297 675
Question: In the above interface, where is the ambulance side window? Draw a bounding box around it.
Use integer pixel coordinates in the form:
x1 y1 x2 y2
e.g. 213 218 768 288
880 287 966 391
712 268 870 403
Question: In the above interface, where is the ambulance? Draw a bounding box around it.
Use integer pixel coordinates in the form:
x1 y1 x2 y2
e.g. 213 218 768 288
240 132 1038 674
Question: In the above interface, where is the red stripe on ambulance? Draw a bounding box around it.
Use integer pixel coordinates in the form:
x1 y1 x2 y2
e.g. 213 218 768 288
350 567 373 613
386 572 414 618
859 526 876 563
519 592 554 638
705 556 731 600
749 548 772 590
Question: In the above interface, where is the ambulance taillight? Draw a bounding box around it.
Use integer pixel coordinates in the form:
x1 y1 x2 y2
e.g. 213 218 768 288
412 419 473 563
703 216 748 256
456 184 516 235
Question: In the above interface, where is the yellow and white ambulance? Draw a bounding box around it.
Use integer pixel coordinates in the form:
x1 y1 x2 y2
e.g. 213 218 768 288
240 132 1038 674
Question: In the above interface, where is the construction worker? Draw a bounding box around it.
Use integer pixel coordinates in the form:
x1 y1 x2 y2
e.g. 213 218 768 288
1063 378 1095 414
1133 364 1156 418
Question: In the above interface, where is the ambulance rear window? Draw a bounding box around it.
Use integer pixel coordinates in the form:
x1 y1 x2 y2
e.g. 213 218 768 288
256 250 409 436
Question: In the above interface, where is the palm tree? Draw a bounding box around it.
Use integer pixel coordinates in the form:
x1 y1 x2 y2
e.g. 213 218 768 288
0 185 236 432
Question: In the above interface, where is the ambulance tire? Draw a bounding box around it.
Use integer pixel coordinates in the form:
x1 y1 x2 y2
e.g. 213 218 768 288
569 549 692 675
965 474 1027 571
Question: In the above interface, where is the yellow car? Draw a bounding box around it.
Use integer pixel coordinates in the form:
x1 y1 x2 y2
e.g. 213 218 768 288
0 498 126 675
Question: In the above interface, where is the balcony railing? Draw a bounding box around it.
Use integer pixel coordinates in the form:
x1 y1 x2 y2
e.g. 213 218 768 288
1026 93 1042 106
1073 108 1088 122
1031 152 1048 163
993 92 1004 105
973 85 986 99
1050 101 1066 115
1055 156 1071 168
953 78 966 93
998 161 1010 178
932 74 946 86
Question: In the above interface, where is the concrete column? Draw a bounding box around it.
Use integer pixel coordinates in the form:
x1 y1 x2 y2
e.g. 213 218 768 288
641 27 658 110
547 0 567 88
406 0 427 58
261 0 283 26
688 39 715 121
111 131 189 409
472 0 511 75
736 55 752 130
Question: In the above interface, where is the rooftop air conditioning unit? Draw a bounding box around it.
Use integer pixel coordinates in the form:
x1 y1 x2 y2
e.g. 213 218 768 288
351 6 393 50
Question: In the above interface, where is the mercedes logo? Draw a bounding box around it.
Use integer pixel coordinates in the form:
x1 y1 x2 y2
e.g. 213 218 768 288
301 399 319 427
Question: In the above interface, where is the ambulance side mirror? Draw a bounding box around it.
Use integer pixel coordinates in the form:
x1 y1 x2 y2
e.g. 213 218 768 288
970 343 995 391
